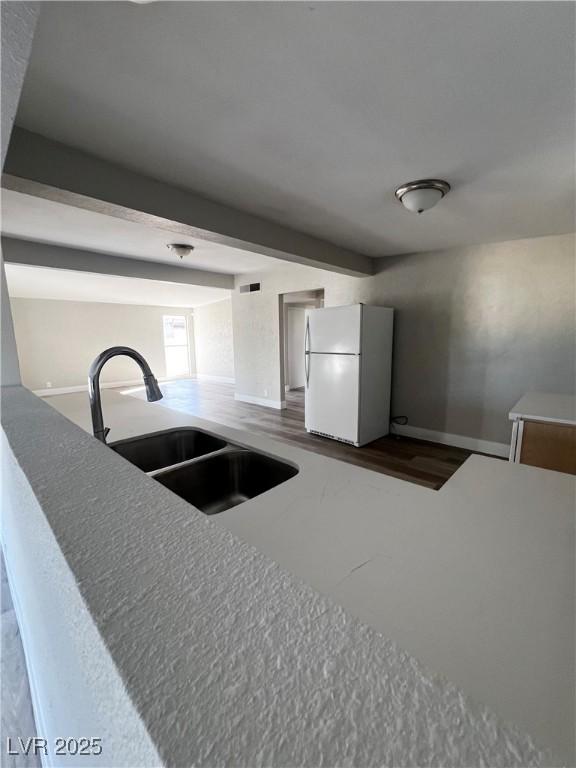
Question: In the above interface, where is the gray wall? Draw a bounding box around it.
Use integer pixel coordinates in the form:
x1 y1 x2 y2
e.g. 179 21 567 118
1 2 40 386
232 233 576 445
192 299 235 381
10 297 195 390
286 307 306 389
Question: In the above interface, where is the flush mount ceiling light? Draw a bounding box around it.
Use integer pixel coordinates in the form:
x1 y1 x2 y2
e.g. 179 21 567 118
167 243 195 260
395 179 450 214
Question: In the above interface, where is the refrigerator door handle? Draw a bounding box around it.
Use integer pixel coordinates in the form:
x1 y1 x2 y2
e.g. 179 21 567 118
304 316 311 387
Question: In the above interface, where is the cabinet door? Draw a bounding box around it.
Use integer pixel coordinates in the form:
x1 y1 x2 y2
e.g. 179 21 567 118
519 421 576 475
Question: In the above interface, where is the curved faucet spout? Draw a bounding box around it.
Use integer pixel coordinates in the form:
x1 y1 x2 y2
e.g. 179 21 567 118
88 346 163 443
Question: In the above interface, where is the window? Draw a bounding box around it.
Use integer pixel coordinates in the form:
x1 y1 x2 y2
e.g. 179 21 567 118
163 315 190 378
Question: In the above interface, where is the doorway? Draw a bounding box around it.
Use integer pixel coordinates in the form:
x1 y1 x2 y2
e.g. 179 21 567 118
279 289 324 395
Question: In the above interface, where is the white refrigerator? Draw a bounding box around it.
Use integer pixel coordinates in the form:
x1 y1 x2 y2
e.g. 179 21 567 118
304 304 394 447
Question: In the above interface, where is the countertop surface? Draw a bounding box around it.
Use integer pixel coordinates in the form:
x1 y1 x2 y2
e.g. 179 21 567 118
5 384 557 768
509 391 576 425
39 387 576 765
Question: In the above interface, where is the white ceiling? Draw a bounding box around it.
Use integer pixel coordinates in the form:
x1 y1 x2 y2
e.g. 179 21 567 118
1 190 285 274
5 263 230 308
14 2 575 257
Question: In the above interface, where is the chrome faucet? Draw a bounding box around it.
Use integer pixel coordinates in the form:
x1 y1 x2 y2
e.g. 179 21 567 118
88 346 163 442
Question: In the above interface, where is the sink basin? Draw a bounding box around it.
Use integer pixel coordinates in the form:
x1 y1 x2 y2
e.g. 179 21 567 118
109 428 227 473
154 449 299 514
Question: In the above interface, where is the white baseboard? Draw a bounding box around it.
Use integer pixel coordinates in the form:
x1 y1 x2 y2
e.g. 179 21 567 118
34 376 180 398
195 374 236 384
234 393 286 410
391 423 509 458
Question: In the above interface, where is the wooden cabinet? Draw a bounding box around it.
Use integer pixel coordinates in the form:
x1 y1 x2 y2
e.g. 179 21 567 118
517 420 576 474
509 393 576 476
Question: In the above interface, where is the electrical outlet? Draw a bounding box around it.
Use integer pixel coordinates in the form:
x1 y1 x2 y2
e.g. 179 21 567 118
46 381 52 388
264 388 268 397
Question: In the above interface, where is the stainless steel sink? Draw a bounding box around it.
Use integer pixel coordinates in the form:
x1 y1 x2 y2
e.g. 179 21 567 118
109 428 227 473
154 449 299 514
109 427 299 513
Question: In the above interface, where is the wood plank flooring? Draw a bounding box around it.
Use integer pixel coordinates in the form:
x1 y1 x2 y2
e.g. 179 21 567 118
124 378 479 489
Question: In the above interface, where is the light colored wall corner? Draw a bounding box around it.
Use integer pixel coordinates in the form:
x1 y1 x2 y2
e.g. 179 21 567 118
234 393 286 410
231 233 576 445
10 297 196 391
192 298 235 381
1 2 41 387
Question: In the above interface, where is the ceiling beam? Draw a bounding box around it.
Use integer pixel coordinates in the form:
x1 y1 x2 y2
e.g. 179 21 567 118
1 237 234 290
3 128 374 277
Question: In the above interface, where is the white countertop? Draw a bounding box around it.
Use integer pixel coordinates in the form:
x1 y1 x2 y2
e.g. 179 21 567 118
509 391 576 425
6 385 556 768
41 388 575 765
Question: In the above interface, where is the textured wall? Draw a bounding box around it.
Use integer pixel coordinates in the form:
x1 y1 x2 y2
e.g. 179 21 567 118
1 2 40 386
1 428 162 767
10 297 194 390
232 233 576 444
193 298 235 381
1 3 39 165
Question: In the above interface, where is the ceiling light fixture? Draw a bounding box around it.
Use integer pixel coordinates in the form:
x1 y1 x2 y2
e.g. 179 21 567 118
395 179 450 214
167 243 195 260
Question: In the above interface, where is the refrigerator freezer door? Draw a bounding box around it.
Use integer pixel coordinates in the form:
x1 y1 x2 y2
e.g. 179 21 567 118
305 353 360 444
306 305 362 354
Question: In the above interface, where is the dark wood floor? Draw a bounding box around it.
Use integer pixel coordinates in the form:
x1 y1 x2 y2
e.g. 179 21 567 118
126 378 476 490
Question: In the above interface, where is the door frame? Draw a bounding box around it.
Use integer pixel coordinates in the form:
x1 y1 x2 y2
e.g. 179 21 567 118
278 289 325 396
